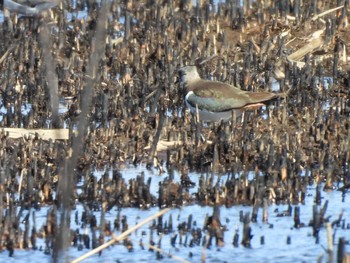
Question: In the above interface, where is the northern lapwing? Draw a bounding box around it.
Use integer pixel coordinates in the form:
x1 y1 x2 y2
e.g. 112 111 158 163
178 65 283 122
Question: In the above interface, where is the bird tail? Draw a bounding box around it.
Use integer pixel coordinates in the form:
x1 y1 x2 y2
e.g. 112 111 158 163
248 92 280 103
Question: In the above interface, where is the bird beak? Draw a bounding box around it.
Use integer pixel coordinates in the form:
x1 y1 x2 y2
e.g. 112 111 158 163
173 69 181 85
175 68 185 84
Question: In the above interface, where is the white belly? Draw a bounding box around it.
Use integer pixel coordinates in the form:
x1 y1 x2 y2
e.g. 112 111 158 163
185 100 242 122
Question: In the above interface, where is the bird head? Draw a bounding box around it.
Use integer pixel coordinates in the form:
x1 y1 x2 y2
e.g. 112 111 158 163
178 65 200 86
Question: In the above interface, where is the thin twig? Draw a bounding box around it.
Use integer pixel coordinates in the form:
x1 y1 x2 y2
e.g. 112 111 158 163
145 87 160 102
199 54 218 65
311 5 344 21
17 168 26 198
71 208 171 263
0 45 14 65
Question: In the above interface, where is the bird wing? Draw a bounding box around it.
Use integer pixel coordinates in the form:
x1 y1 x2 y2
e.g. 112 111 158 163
187 80 280 112
246 91 279 103
4 0 56 15
186 92 244 112
187 80 253 111
16 0 56 6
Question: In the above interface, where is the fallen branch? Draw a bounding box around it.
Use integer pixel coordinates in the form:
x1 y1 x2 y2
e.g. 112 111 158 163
144 139 182 152
1 128 69 140
287 38 324 62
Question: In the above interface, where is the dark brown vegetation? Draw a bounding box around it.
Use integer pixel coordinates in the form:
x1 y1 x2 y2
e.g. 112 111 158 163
0 0 349 261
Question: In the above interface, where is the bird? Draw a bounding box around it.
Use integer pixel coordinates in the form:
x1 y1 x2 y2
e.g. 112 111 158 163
2 0 57 16
178 65 283 122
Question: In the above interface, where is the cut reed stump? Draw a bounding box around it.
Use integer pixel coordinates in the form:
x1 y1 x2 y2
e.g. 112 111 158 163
71 208 171 263
1 128 69 140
